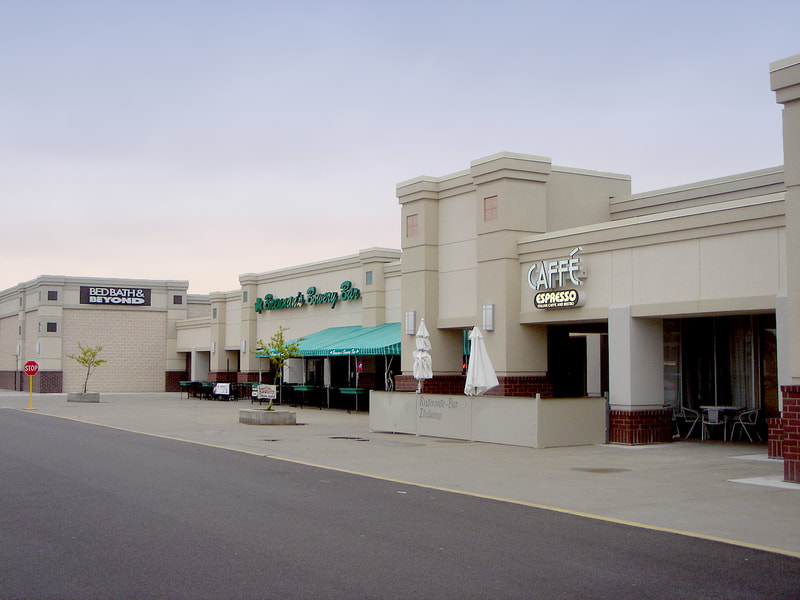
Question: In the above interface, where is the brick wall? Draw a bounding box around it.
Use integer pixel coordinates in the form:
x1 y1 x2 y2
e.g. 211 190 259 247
767 417 784 459
781 386 800 483
208 371 237 383
237 371 262 383
608 408 672 445
165 371 187 392
395 374 554 397
0 371 19 390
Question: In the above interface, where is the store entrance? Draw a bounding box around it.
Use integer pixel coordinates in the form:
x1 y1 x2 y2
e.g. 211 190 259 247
547 324 608 398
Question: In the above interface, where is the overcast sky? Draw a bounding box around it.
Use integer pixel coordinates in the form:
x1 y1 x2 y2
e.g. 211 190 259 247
2 0 798 294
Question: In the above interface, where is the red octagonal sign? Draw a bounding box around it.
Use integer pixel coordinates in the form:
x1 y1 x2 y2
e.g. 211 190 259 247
23 361 39 376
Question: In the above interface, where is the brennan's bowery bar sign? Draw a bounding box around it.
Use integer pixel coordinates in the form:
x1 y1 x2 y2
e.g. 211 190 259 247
255 281 361 313
527 247 586 309
80 286 151 306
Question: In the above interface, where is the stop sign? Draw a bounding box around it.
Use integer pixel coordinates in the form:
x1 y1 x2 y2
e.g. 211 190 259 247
23 361 39 376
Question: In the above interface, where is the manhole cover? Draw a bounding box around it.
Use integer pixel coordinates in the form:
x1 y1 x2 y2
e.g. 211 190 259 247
329 436 369 442
571 467 631 474
260 439 280 442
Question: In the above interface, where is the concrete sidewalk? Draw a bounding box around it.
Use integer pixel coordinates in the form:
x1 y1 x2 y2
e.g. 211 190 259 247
3 391 798 558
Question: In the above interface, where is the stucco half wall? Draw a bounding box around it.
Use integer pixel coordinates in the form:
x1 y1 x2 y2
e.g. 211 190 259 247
369 392 606 448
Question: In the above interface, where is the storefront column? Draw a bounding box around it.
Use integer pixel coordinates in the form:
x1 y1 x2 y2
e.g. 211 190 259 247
771 55 800 387
608 305 670 444
770 54 800 473
780 387 800 483
238 278 259 382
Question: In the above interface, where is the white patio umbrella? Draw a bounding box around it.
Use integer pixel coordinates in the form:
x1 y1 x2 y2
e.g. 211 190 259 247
464 326 499 396
412 318 432 393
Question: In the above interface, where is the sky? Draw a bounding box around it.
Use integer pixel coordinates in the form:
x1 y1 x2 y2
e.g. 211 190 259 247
2 0 799 295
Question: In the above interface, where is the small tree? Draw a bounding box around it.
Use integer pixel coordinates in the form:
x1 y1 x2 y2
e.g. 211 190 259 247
255 326 302 405
66 342 107 393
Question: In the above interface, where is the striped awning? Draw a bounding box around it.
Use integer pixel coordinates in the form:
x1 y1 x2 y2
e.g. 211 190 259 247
256 323 401 358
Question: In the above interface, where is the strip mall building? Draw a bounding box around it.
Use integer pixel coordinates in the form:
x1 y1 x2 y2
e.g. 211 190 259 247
2 54 799 474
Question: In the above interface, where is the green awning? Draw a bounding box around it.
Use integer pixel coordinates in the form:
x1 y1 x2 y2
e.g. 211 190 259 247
295 323 401 357
256 323 401 358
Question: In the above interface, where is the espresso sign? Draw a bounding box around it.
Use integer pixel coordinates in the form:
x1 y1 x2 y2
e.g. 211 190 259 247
533 289 585 309
80 286 151 306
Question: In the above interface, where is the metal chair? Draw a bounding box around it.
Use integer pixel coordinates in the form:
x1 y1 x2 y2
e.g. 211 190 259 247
702 407 727 441
678 406 701 439
730 409 762 442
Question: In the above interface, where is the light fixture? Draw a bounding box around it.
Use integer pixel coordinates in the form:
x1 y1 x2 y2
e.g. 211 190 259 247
35 342 41 355
404 310 417 335
240 340 247 353
482 304 495 331
210 341 216 354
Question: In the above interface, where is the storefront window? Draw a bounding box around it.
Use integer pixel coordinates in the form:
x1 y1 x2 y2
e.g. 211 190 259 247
664 315 775 412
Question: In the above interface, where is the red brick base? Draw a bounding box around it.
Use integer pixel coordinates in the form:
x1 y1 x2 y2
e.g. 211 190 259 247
608 408 672 445
394 374 554 398
767 417 784 459
165 371 188 392
780 386 800 483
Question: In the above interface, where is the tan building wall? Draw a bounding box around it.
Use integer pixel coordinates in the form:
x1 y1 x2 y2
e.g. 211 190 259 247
0 276 189 392
61 309 167 393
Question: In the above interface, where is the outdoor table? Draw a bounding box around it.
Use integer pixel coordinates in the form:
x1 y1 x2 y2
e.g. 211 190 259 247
700 406 743 441
292 385 316 407
198 382 214 399
179 381 194 399
339 387 366 412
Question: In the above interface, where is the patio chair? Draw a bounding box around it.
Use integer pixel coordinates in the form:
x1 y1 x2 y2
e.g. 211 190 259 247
702 407 727 441
677 406 701 439
730 409 762 442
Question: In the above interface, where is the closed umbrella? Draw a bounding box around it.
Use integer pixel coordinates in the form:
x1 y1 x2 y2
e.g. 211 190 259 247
412 318 432 393
464 326 499 396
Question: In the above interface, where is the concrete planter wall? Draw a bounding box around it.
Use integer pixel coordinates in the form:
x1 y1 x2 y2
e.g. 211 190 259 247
239 409 296 425
370 391 607 448
68 392 100 403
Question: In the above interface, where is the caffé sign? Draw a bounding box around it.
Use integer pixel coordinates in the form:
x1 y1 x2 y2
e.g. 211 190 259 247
527 247 586 309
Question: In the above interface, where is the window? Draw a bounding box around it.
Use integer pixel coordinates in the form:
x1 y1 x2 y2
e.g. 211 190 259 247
365 271 373 286
46 322 57 333
484 196 498 221
173 295 183 305
406 214 419 237
242 290 248 302
212 308 217 319
47 290 58 301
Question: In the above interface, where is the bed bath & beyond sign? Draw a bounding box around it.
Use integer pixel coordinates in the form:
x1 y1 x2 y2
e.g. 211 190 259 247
527 247 586 309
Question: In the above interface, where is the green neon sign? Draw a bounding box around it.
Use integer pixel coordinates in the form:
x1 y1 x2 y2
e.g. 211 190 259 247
254 281 361 313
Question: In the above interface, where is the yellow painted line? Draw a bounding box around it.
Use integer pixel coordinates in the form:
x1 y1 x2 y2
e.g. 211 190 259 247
16 408 800 560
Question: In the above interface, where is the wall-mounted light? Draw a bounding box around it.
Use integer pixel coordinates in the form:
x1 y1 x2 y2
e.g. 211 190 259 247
35 342 41 355
210 341 216 354
240 340 246 353
404 311 417 335
482 304 495 331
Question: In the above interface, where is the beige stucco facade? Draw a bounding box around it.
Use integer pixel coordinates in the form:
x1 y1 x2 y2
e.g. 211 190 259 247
175 248 401 386
0 276 194 393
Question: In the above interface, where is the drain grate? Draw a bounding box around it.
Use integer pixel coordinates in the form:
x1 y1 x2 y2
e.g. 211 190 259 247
329 436 369 442
260 439 281 442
